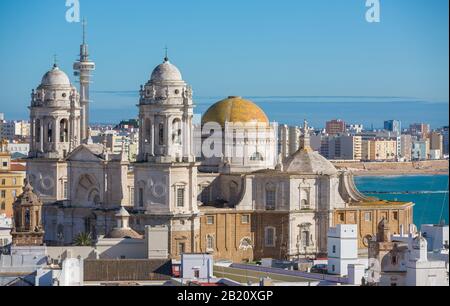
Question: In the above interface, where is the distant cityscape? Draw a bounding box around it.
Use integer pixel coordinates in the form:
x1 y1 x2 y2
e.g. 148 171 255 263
1 112 448 163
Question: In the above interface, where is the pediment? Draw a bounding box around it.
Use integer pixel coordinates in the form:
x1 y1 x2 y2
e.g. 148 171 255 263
66 145 104 162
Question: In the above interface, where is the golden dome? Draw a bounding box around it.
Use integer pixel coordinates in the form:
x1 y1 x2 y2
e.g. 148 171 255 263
202 96 269 127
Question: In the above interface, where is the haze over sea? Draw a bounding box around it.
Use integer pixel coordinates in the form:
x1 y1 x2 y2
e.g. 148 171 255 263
355 175 449 227
77 94 449 128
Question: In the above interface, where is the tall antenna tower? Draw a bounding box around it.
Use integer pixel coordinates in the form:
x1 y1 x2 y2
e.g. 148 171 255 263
73 18 95 141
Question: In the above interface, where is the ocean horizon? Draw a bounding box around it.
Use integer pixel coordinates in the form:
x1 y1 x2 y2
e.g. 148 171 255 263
6 95 448 129
355 174 449 228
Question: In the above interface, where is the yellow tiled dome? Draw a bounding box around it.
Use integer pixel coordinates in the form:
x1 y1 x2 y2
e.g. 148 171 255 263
201 96 269 127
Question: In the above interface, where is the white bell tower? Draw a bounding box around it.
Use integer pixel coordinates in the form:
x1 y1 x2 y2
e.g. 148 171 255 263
137 54 195 164
27 62 81 202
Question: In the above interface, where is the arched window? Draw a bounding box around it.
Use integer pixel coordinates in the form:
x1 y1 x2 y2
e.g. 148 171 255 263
36 119 41 143
145 118 151 143
301 230 310 247
250 152 264 161
60 119 69 142
172 118 182 144
159 123 164 145
301 199 309 209
88 189 101 206
206 235 215 251
24 208 31 230
47 122 53 143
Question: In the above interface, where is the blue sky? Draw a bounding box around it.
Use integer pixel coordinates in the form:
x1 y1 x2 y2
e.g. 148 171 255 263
0 0 448 127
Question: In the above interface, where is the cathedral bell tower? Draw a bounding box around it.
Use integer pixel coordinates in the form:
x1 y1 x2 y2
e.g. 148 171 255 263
134 55 200 256
27 63 81 203
137 55 195 163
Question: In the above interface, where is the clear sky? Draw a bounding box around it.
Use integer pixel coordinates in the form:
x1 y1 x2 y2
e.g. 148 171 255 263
0 0 448 126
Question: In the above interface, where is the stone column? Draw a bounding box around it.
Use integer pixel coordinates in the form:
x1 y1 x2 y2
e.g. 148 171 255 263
39 118 44 153
150 115 155 156
30 118 35 153
53 117 59 152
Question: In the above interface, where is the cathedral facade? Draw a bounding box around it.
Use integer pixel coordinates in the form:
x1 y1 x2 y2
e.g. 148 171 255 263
26 33 414 261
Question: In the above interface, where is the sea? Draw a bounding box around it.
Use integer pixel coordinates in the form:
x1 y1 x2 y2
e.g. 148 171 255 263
355 175 449 228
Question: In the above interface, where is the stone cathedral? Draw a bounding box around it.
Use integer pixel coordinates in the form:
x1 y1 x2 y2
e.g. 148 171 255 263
25 28 414 262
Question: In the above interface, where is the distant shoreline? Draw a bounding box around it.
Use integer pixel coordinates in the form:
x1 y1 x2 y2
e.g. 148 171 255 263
332 160 449 177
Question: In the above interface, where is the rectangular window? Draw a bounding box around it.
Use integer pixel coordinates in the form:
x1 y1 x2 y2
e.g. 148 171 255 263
63 181 68 199
2 162 7 167
1 190 5 198
332 245 336 254
338 213 345 222
265 190 276 211
241 215 250 224
393 211 398 220
1 179 5 185
207 235 214 251
139 188 144 208
206 215 215 225
177 187 185 207
365 212 372 222
130 188 135 206
265 227 275 247
1 202 5 210
178 242 185 255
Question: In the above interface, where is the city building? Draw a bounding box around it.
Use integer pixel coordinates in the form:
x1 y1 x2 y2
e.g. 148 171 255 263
429 131 443 159
368 220 448 286
411 139 429 161
0 140 26 218
311 135 362 161
181 253 213 280
327 224 358 276
7 142 30 159
384 120 401 135
326 119 346 135
0 120 30 142
362 139 397 161
347 124 364 134
399 134 412 161
0 214 12 250
442 126 449 156
409 123 430 140
92 130 139 162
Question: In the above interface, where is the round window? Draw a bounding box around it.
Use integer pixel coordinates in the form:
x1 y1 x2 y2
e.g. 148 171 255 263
62 93 67 98
174 89 180 95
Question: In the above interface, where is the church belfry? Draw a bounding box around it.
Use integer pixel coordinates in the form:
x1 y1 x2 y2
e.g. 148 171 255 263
137 55 195 163
11 181 45 246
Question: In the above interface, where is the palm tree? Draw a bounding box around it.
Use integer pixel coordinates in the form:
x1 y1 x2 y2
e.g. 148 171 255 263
74 232 93 246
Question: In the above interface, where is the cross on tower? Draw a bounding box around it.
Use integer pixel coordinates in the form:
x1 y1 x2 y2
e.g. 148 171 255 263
164 45 169 62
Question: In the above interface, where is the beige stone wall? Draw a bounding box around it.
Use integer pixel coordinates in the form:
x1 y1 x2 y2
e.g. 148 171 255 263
198 210 254 263
333 204 413 249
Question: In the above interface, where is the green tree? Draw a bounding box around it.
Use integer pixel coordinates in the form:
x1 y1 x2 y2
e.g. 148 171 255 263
74 232 92 246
